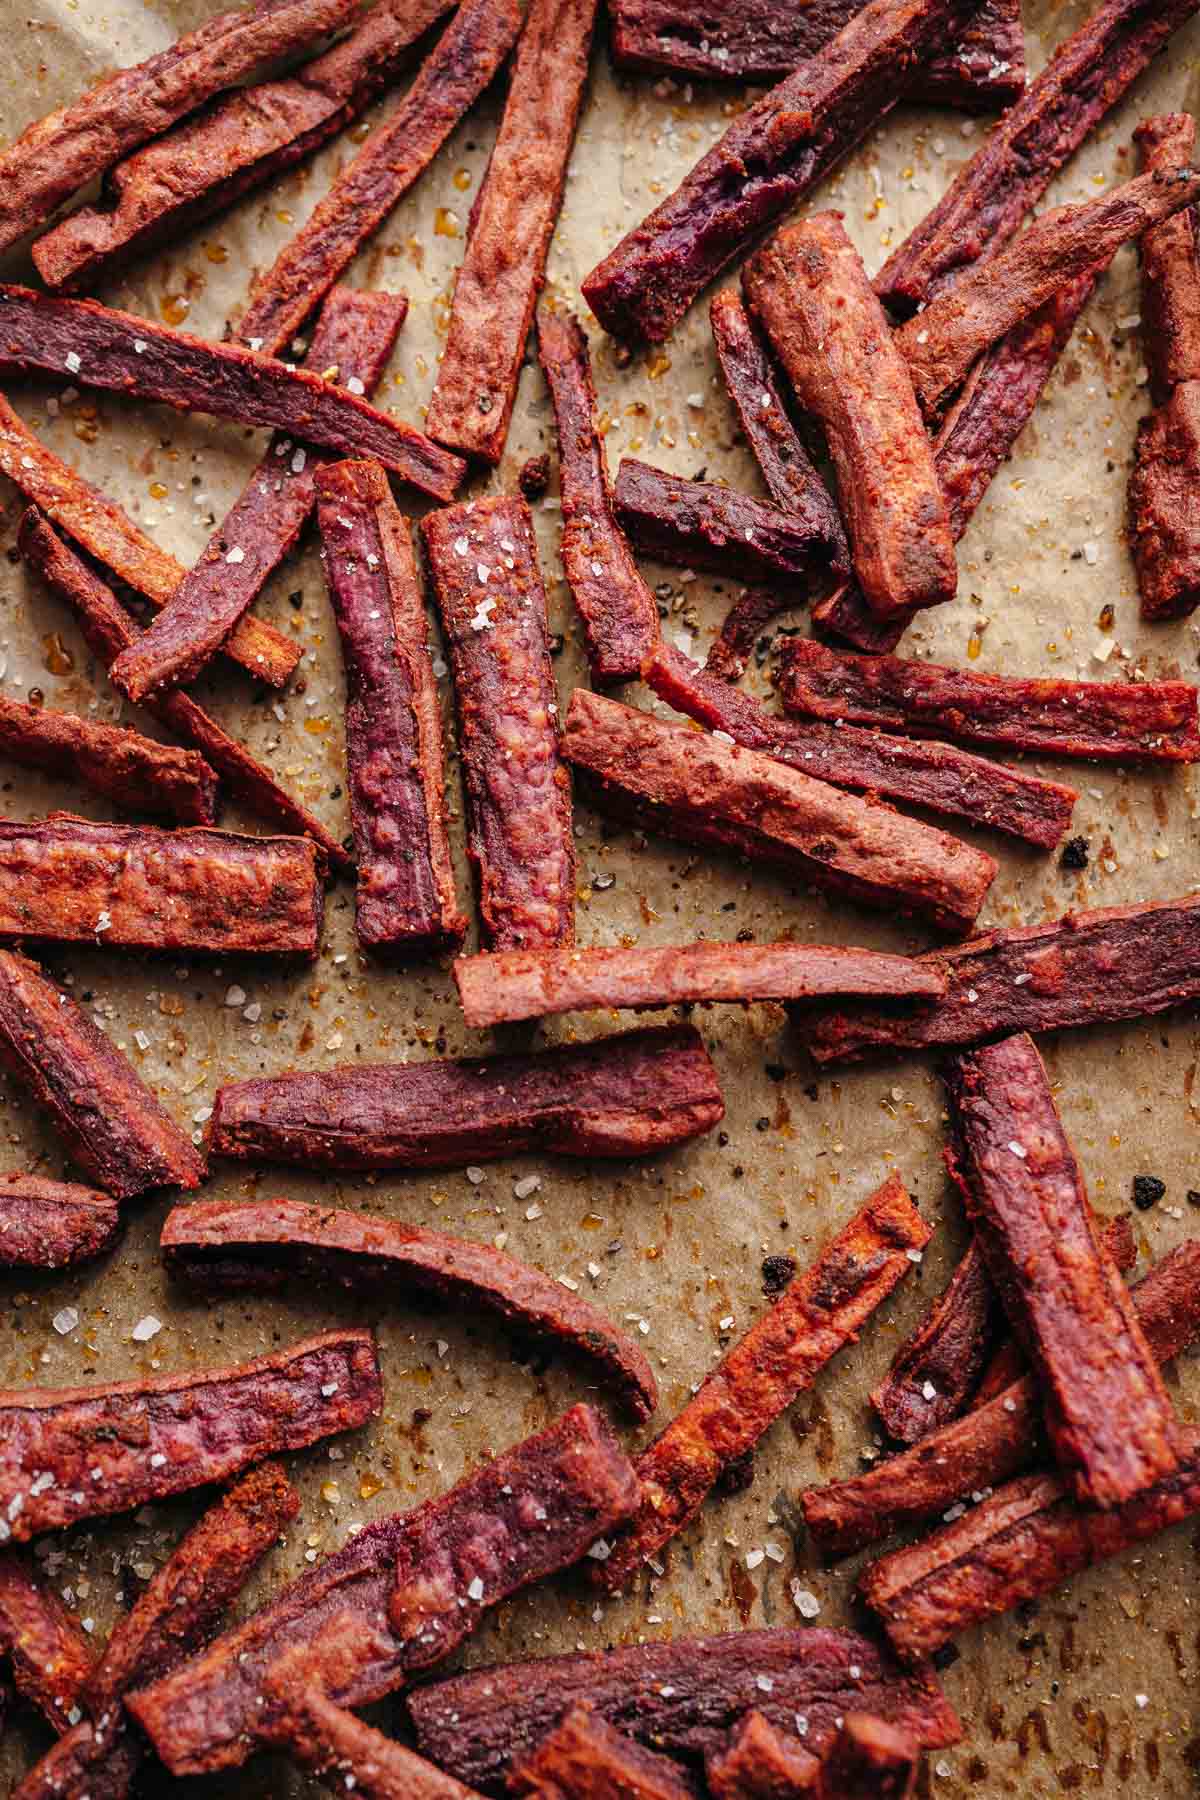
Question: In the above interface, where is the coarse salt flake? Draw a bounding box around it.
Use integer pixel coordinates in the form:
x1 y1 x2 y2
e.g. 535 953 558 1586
225 546 245 565
64 351 81 374
467 1576 485 1601
791 1584 820 1618
131 1315 162 1342
52 1308 78 1335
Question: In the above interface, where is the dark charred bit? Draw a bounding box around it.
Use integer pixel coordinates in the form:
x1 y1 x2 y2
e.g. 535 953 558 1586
1061 835 1090 870
1133 1175 1167 1211
761 1254 797 1298
520 454 552 500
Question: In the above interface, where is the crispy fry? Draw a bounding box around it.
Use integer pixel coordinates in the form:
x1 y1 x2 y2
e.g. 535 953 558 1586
744 216 956 620
596 1175 927 1589
162 1195 657 1421
0 948 204 1199
536 308 661 681
453 941 945 1028
800 894 1200 1064
859 1429 1200 1663
407 1629 961 1789
317 460 466 953
875 0 1200 313
0 395 297 686
777 639 1200 762
509 1705 699 1800
0 696 217 823
0 1550 94 1732
0 815 324 956
0 1174 120 1271
613 458 846 586
706 1711 819 1800
561 689 996 935
0 1329 380 1538
426 0 598 462
422 495 574 950
1130 378 1200 621
0 287 463 500
208 1024 724 1168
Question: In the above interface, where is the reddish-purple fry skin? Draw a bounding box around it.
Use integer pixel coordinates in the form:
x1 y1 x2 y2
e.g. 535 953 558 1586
0 395 297 686
872 1213 1136 1448
708 290 847 643
875 0 1200 314
31 0 452 294
859 1428 1200 1664
261 1652 485 1800
0 287 463 501
12 1463 299 1800
581 0 978 344
407 1629 961 1788
802 1238 1200 1558
1135 114 1200 401
561 688 996 936
871 1241 1000 1445
778 639 1200 764
17 508 350 875
1130 378 1200 621
612 458 847 585
317 460 466 954
811 270 1102 654
801 893 1200 1065
646 641 1076 850
0 815 324 956
509 1706 700 1800
453 941 945 1028
0 1173 120 1271
0 1550 95 1732
386 1405 639 1661
108 286 408 704
161 1195 657 1422
0 695 218 824
743 216 957 621
0 1328 380 1540
818 1715 917 1799
0 948 204 1199
536 308 661 682
596 1175 929 1591
607 0 1024 110
207 1023 724 1169
235 0 524 357
422 495 574 951
0 0 359 255
706 1711 820 1800
945 1033 1183 1509
894 167 1200 421
425 0 598 463
129 1407 639 1775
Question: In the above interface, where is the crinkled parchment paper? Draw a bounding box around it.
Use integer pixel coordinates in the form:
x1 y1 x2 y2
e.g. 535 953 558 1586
0 1 1199 1792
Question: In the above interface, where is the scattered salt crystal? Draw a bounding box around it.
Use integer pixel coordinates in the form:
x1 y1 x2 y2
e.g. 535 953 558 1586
1135 1694 1149 1709
131 1315 162 1342
686 392 703 408
525 1203 543 1221
52 1308 78 1335
133 340 147 354
745 1548 764 1569
321 1381 339 1397
922 1380 937 1401
905 1247 923 1264
192 1105 212 1125
243 1002 262 1023
64 351 81 374
437 1340 449 1358
1082 540 1099 566
467 1576 485 1601
150 1453 167 1468
558 1275 580 1291
346 376 365 395
586 1538 612 1561
224 985 247 1007
1007 1141 1027 1159
514 1175 541 1199
466 1166 485 1184
791 1583 820 1618
453 535 470 557
225 546 245 565
756 1674 774 1692
133 1029 150 1051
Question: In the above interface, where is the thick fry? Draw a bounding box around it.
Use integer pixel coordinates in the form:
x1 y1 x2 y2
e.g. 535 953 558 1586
0 1174 120 1271
744 216 956 619
0 1550 94 1731
0 697 217 823
706 1711 819 1800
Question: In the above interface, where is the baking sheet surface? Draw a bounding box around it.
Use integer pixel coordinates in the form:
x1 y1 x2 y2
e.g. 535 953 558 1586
1 0 1199 1792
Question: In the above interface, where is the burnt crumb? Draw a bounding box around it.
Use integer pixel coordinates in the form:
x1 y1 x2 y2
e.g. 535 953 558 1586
519 454 550 501
761 1254 796 1298
755 1117 771 1132
287 590 303 611
717 1131 730 1147
1188 1190 1200 1208
932 1643 961 1671
1132 1174 1166 1211
1060 835 1090 870
715 1449 756 1496
803 1082 820 1102
764 1063 788 1082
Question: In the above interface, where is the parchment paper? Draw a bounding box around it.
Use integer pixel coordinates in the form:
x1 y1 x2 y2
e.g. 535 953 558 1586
0 1 1199 1792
